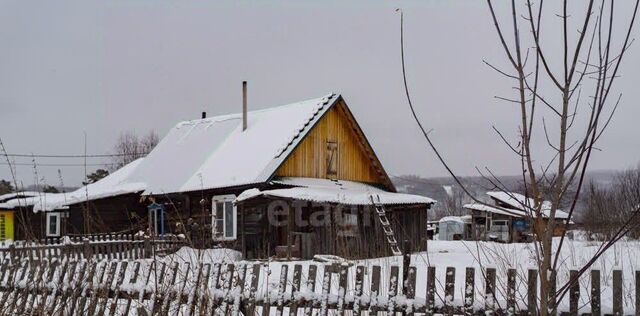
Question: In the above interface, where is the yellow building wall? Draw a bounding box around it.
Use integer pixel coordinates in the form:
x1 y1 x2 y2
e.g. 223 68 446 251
275 101 384 185
0 211 14 241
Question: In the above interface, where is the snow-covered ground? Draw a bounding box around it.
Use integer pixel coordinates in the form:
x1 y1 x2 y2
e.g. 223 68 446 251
157 237 640 314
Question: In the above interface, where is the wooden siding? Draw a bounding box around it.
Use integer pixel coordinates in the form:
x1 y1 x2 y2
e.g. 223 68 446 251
275 101 388 187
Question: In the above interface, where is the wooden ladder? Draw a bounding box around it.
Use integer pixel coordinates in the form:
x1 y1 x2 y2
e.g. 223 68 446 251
369 195 402 256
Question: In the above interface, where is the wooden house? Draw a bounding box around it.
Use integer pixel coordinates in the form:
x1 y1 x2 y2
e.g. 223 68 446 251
4 93 435 260
464 191 572 243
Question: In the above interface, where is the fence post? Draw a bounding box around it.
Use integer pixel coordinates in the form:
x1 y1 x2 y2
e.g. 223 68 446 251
569 270 579 316
144 237 152 258
83 239 92 260
8 244 15 263
405 266 417 315
591 270 601 316
636 271 640 316
613 270 623 316
426 266 435 315
464 267 474 316
485 268 496 313
507 269 516 315
445 267 455 316
527 269 537 316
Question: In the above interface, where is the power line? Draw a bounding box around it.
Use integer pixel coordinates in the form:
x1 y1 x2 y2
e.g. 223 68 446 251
2 153 148 158
0 163 115 167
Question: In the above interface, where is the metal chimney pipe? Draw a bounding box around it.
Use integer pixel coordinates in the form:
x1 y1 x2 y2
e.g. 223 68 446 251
242 81 248 131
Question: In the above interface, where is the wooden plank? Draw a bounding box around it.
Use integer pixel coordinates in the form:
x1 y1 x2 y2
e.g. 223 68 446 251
303 264 317 316
0 261 23 311
122 261 141 315
290 264 303 315
108 261 129 316
245 263 261 316
159 262 182 316
445 266 455 316
567 270 579 316
172 262 192 316
195 263 212 316
96 261 118 316
591 270 601 316
275 264 288 316
231 263 247 316
485 268 496 313
549 272 557 316
6 260 30 313
636 271 640 316
14 260 38 315
528 269 538 316
75 261 95 315
24 260 48 315
613 270 623 315
405 266 417 315
87 261 109 316
46 260 69 315
187 263 205 316
219 264 236 315
319 265 332 316
369 265 382 314
58 261 80 314
507 268 516 315
426 266 435 315
337 264 348 315
352 266 366 315
464 267 474 316
201 263 221 316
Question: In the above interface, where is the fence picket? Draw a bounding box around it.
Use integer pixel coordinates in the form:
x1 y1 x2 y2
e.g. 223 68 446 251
405 266 417 315
613 270 623 316
57 261 79 314
194 263 212 316
219 263 235 315
303 264 317 316
388 265 399 315
353 265 366 316
445 266 455 316
485 268 496 313
202 262 221 316
122 261 141 315
528 269 537 316
46 260 69 315
231 263 247 316
108 261 128 316
426 266 435 315
337 264 348 315
245 263 261 316
591 270 601 316
370 265 381 314
96 261 118 316
319 265 332 316
507 268 516 315
275 264 288 316
569 270 579 316
186 263 204 316
464 267 474 316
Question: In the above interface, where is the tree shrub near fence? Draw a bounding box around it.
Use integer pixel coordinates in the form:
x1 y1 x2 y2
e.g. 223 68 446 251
0 258 635 315
0 234 187 262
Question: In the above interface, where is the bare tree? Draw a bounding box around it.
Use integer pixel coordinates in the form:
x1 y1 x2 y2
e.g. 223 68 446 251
111 130 159 169
583 165 640 239
397 0 639 314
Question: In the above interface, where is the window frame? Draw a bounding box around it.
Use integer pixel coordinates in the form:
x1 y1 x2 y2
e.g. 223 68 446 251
46 212 61 237
211 194 237 241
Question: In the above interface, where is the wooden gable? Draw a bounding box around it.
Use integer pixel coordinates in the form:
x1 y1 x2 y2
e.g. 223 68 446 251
274 98 395 191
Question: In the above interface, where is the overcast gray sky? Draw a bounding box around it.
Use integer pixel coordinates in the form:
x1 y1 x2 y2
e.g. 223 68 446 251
1 1 639 187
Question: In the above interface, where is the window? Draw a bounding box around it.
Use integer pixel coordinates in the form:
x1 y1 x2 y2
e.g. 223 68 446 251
46 213 61 237
326 141 338 178
212 195 237 240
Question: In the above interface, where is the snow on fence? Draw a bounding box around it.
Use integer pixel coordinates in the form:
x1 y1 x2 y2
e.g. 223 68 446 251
0 258 634 315
0 234 187 262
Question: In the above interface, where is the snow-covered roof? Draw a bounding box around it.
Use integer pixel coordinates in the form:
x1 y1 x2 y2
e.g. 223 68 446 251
126 94 340 195
486 191 570 219
0 158 146 212
0 191 40 203
464 201 571 220
237 177 435 206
